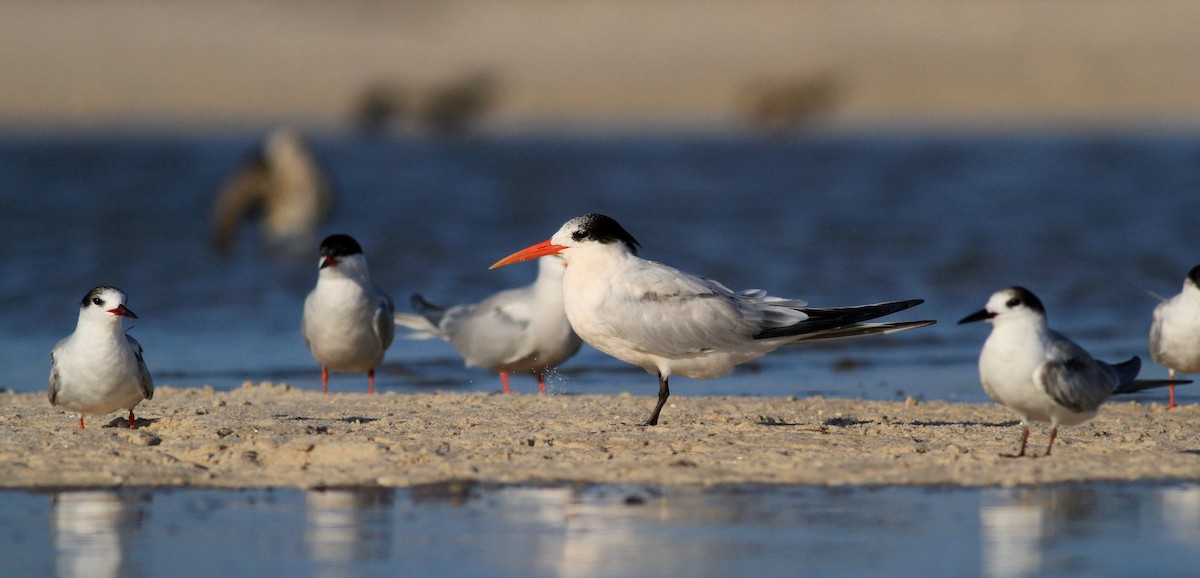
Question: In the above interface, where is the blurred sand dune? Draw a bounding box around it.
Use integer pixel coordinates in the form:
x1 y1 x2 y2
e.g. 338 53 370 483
4 0 1200 132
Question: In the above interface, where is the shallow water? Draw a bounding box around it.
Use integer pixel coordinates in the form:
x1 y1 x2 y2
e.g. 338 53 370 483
3 132 1199 576
3 483 1199 577
1 131 1197 405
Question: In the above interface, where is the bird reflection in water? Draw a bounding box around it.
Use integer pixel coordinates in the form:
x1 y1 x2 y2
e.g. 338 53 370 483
981 486 1135 578
52 491 146 578
304 488 394 567
1161 484 1200 547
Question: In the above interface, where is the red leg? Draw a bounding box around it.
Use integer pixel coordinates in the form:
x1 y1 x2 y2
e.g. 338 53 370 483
1002 425 1029 458
537 370 547 395
78 416 85 429
1168 369 1177 410
500 371 511 394
128 409 137 430
1045 426 1058 456
322 366 329 395
368 369 375 395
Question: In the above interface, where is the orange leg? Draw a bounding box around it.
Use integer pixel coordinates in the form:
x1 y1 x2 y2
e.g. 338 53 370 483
1168 369 1177 410
78 416 85 429
128 409 137 430
1044 427 1058 456
322 366 329 395
537 370 547 396
500 371 511 394
368 369 375 395
1001 425 1030 458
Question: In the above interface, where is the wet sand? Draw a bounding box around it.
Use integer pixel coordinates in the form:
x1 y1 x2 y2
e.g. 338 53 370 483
2 382 1196 489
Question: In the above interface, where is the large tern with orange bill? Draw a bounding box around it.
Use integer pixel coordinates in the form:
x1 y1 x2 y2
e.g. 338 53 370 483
491 214 935 426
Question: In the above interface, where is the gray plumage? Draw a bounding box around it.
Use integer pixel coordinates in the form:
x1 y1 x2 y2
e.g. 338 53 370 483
395 256 581 393
961 286 1182 457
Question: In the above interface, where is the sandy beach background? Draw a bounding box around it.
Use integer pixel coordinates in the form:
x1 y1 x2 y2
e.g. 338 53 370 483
4 0 1200 132
3 382 1196 489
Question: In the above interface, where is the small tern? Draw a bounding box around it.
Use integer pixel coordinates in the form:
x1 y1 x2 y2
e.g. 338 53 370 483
49 286 154 429
395 256 582 394
1149 264 1200 409
302 234 395 394
960 286 1187 457
491 214 934 426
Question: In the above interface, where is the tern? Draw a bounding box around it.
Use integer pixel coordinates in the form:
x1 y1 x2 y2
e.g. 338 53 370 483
1149 265 1200 409
49 286 154 429
491 214 934 426
302 234 395 394
395 256 582 394
960 286 1187 457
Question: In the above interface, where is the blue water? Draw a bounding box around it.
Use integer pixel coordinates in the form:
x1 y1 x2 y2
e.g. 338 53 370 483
1 131 1197 404
3 483 1199 577
3 131 1200 576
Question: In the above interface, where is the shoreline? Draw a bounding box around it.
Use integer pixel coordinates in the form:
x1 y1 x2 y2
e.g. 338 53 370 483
2 382 1196 490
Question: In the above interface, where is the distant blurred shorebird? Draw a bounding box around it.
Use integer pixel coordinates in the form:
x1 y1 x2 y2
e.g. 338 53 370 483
419 72 498 137
212 128 334 256
741 72 840 135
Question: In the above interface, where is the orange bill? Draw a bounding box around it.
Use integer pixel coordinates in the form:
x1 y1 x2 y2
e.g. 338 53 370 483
490 239 567 269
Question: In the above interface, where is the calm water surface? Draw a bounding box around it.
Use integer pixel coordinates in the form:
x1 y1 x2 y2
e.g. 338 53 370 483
1 131 1198 405
2 483 1199 577
1 132 1200 577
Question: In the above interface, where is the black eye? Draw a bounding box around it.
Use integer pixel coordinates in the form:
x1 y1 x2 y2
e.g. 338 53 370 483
571 230 587 242
1006 297 1021 308
92 297 104 306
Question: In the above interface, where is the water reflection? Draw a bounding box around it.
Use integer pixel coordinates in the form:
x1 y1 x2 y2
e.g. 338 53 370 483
1161 485 1200 547
20 483 1200 577
304 488 393 567
51 491 146 578
485 486 678 578
981 490 1046 578
490 487 648 578
555 489 658 578
981 486 1149 578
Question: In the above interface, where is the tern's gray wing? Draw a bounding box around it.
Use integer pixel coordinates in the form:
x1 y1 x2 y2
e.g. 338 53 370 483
1034 332 1116 413
444 287 535 368
596 261 806 357
374 289 396 351
127 334 154 401
47 342 64 406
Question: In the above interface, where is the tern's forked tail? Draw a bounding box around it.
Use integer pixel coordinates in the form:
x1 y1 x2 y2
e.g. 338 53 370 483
753 298 932 340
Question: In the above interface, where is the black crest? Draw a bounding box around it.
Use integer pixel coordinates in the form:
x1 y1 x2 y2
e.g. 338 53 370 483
319 234 364 258
80 285 120 308
570 214 640 254
1187 264 1200 286
1005 286 1045 315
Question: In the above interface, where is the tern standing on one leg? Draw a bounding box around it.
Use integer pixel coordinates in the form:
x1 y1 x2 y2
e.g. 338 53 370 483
1150 265 1200 409
491 214 934 426
960 286 1185 457
395 255 582 394
303 234 395 394
49 286 154 429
